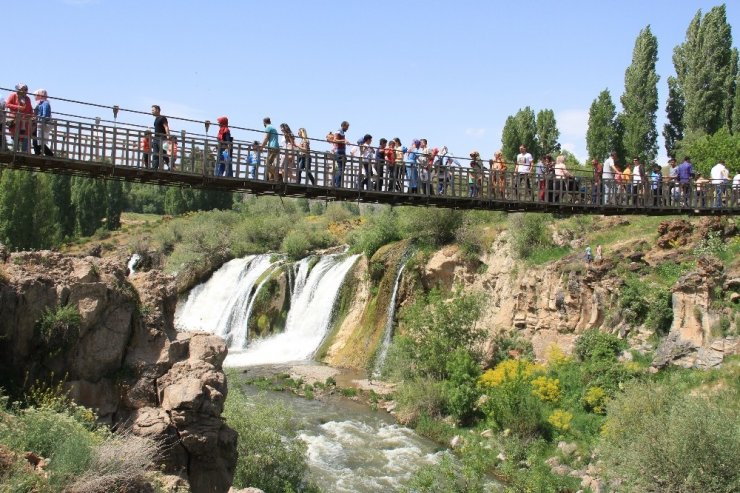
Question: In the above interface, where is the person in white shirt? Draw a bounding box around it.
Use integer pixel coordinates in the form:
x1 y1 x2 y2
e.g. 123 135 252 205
733 171 740 207
710 159 730 207
632 158 643 206
602 151 617 204
554 154 572 202
515 144 533 199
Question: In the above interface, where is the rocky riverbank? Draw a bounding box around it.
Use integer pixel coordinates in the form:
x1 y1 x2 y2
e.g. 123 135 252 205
0 251 236 492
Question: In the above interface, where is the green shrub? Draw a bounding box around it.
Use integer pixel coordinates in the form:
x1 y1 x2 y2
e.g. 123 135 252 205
442 349 482 425
224 387 317 493
600 381 740 492
394 378 446 427
348 207 401 257
395 291 483 380
37 305 82 355
487 332 535 367
402 452 487 493
574 329 625 362
479 361 548 438
618 275 673 333
397 207 463 247
509 213 553 260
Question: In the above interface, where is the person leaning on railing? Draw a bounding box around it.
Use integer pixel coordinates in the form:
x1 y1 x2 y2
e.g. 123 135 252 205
5 83 33 152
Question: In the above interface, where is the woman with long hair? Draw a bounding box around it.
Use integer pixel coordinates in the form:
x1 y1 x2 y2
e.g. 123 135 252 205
280 123 297 182
296 127 315 185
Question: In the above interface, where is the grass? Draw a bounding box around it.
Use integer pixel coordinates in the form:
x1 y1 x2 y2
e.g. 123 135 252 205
526 245 572 265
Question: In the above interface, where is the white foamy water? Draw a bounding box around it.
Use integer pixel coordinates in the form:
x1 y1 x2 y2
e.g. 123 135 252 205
226 254 359 366
174 255 278 345
299 420 443 493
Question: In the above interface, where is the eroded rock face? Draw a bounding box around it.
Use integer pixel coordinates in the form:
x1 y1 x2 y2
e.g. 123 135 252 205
0 252 236 493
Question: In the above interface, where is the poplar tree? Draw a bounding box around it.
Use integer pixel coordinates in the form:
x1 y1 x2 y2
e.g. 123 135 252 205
71 177 107 236
663 77 685 157
536 109 561 157
49 174 75 239
106 180 124 230
0 171 60 250
673 5 738 135
501 107 538 162
586 89 617 161
620 26 659 164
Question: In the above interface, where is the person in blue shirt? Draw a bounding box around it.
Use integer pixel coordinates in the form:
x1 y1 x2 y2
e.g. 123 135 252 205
677 156 694 206
650 164 662 206
248 141 261 180
33 89 54 156
261 117 280 181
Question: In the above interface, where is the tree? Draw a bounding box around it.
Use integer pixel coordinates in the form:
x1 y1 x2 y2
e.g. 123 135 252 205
106 180 124 230
71 177 107 236
620 26 659 164
663 76 685 157
673 6 738 135
586 89 618 161
0 171 60 250
536 109 560 157
48 174 75 240
732 71 740 135
0 171 39 249
501 107 539 162
674 127 740 177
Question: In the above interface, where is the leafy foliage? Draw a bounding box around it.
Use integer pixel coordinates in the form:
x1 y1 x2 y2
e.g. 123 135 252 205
601 381 740 492
620 25 659 164
509 213 553 260
393 291 483 380
224 387 318 493
442 349 482 425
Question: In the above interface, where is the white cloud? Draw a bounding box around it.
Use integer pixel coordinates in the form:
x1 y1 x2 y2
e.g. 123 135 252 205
465 127 487 138
557 109 589 137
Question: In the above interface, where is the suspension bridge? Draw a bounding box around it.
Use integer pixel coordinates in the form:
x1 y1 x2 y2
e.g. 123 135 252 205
0 93 737 216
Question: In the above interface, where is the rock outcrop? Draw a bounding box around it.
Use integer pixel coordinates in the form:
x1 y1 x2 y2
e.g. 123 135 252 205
0 251 236 493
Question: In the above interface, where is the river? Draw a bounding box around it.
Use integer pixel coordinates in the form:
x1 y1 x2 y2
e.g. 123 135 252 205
238 383 443 492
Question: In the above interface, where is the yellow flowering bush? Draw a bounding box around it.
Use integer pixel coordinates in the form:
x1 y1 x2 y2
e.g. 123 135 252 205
531 376 561 402
479 359 543 388
548 409 573 432
545 344 571 366
583 386 609 414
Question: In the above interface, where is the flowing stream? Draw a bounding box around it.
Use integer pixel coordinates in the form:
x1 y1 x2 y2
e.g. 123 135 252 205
239 384 447 493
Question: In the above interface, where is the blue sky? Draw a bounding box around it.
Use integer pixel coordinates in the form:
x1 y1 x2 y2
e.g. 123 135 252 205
8 0 740 164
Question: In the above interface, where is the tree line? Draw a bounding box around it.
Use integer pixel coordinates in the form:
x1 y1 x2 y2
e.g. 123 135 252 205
503 4 740 176
0 170 234 251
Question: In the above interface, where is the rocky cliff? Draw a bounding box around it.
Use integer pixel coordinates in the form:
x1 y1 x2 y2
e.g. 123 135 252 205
0 251 237 493
320 217 739 371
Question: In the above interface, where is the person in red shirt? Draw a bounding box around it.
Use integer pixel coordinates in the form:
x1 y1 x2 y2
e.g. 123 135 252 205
5 83 33 152
385 139 397 192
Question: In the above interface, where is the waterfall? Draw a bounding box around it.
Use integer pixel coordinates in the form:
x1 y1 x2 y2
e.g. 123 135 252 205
372 259 408 378
174 255 278 344
226 254 359 367
127 253 141 275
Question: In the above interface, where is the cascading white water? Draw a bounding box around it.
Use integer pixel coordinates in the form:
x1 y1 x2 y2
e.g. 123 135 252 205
226 254 359 367
127 253 142 276
371 260 407 377
174 255 278 345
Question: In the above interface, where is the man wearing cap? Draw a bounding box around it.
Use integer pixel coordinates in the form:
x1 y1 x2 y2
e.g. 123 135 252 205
710 159 730 208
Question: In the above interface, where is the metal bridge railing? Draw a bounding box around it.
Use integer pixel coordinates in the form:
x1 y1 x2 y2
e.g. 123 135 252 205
1 111 738 214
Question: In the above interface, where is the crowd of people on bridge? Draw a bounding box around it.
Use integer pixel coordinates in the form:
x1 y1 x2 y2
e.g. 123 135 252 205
2 82 740 209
